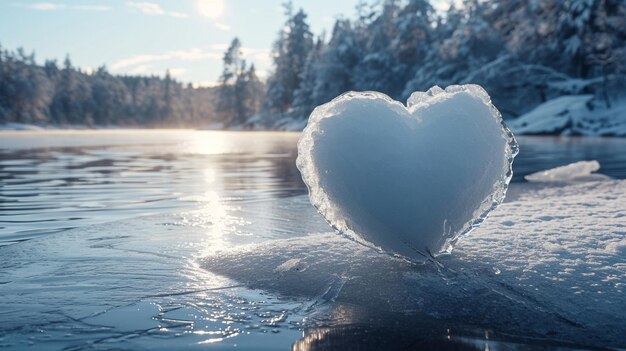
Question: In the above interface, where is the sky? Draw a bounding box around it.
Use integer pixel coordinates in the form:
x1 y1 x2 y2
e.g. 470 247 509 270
0 0 361 86
0 0 453 86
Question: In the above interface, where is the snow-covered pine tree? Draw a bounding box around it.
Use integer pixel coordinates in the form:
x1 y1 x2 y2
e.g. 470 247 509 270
91 66 131 125
291 36 325 121
352 0 402 97
217 38 243 126
392 0 435 99
264 3 314 115
51 56 93 125
311 20 362 107
243 64 264 123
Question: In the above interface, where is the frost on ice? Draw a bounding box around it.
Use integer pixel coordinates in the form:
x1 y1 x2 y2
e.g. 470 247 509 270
201 179 626 347
525 160 610 182
296 85 518 261
2 178 625 348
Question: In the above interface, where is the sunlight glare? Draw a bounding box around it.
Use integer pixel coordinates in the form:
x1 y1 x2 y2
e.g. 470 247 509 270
198 0 224 19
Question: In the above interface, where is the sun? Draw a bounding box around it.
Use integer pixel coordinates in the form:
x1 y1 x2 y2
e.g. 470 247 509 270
197 0 224 19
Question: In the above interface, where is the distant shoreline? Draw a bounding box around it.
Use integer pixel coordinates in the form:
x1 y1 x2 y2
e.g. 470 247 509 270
2 122 625 138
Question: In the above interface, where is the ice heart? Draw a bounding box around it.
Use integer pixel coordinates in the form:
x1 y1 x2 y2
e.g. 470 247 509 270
297 85 518 261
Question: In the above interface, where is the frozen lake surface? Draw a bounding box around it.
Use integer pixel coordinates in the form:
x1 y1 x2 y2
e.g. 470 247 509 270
1 130 625 350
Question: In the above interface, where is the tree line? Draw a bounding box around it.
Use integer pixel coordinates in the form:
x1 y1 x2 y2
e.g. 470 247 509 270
0 46 218 127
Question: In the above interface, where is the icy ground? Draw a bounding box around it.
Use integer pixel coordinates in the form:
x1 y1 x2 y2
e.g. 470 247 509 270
203 179 626 347
0 176 624 349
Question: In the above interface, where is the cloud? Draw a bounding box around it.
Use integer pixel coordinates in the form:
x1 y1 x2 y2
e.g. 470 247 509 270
214 22 230 31
73 5 111 11
17 2 112 11
112 48 222 71
19 2 63 10
126 2 188 18
113 47 270 85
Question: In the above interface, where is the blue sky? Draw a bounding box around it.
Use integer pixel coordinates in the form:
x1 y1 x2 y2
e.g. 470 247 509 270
0 0 363 85
1 0 452 86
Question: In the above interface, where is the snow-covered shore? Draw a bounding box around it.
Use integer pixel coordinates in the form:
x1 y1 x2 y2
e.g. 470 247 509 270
508 96 626 136
244 94 626 136
4 94 626 137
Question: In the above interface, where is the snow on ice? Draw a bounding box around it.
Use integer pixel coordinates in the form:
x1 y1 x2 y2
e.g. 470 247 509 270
1 170 625 348
203 177 626 347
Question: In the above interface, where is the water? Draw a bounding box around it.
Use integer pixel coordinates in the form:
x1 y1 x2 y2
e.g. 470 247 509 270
0 130 304 245
1 130 625 245
1 130 625 350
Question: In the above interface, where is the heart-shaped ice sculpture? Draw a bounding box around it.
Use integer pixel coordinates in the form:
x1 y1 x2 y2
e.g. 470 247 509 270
297 85 518 261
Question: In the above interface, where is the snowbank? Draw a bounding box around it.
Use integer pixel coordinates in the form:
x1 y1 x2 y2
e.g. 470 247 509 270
509 95 626 136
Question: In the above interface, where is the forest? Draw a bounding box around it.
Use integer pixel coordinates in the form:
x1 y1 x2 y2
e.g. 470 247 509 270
0 48 219 127
2 0 625 130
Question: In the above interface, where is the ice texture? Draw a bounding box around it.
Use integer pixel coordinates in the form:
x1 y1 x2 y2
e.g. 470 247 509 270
525 160 610 182
296 85 518 260
1 180 625 348
201 179 626 347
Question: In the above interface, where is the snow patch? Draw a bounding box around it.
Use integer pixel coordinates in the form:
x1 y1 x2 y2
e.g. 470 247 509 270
525 160 611 182
510 96 626 136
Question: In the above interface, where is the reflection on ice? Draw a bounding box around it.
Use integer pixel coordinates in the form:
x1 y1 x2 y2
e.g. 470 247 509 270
294 305 588 351
0 130 305 245
0 209 309 350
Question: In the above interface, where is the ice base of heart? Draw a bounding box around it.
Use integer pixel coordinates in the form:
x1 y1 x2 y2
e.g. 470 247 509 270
297 85 518 261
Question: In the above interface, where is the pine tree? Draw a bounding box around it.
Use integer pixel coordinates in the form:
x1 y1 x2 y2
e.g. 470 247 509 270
291 37 325 120
244 64 264 121
217 38 264 126
217 38 243 126
264 3 314 114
